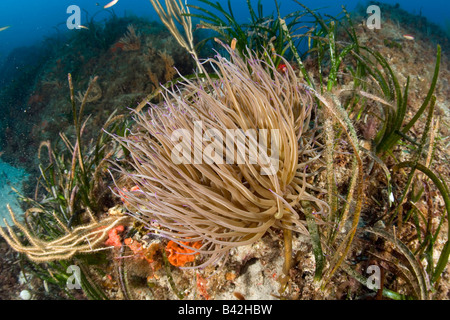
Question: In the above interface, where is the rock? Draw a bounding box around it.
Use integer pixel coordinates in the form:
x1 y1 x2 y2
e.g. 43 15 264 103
19 290 31 300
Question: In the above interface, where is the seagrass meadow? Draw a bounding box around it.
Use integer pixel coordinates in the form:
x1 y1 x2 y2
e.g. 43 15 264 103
0 0 449 300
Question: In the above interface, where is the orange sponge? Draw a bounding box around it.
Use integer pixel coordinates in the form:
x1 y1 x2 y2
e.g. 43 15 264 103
105 225 125 247
165 240 202 267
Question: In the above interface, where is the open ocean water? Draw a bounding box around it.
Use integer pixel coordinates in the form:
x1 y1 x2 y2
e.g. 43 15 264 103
0 0 449 60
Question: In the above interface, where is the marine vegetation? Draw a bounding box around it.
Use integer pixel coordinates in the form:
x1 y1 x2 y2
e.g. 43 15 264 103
0 0 449 300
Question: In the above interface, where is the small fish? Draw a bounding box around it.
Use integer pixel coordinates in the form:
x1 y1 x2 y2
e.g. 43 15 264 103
403 34 415 41
77 25 89 30
230 38 237 50
195 24 208 30
104 0 119 9
0 26 11 32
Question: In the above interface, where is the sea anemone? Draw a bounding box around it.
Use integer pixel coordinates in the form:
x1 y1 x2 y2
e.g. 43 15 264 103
112 46 329 269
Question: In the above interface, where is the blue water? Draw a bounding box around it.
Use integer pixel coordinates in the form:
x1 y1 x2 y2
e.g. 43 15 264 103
0 0 449 61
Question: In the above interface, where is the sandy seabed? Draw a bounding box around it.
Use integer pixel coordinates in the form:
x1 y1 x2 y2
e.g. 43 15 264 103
0 159 28 227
